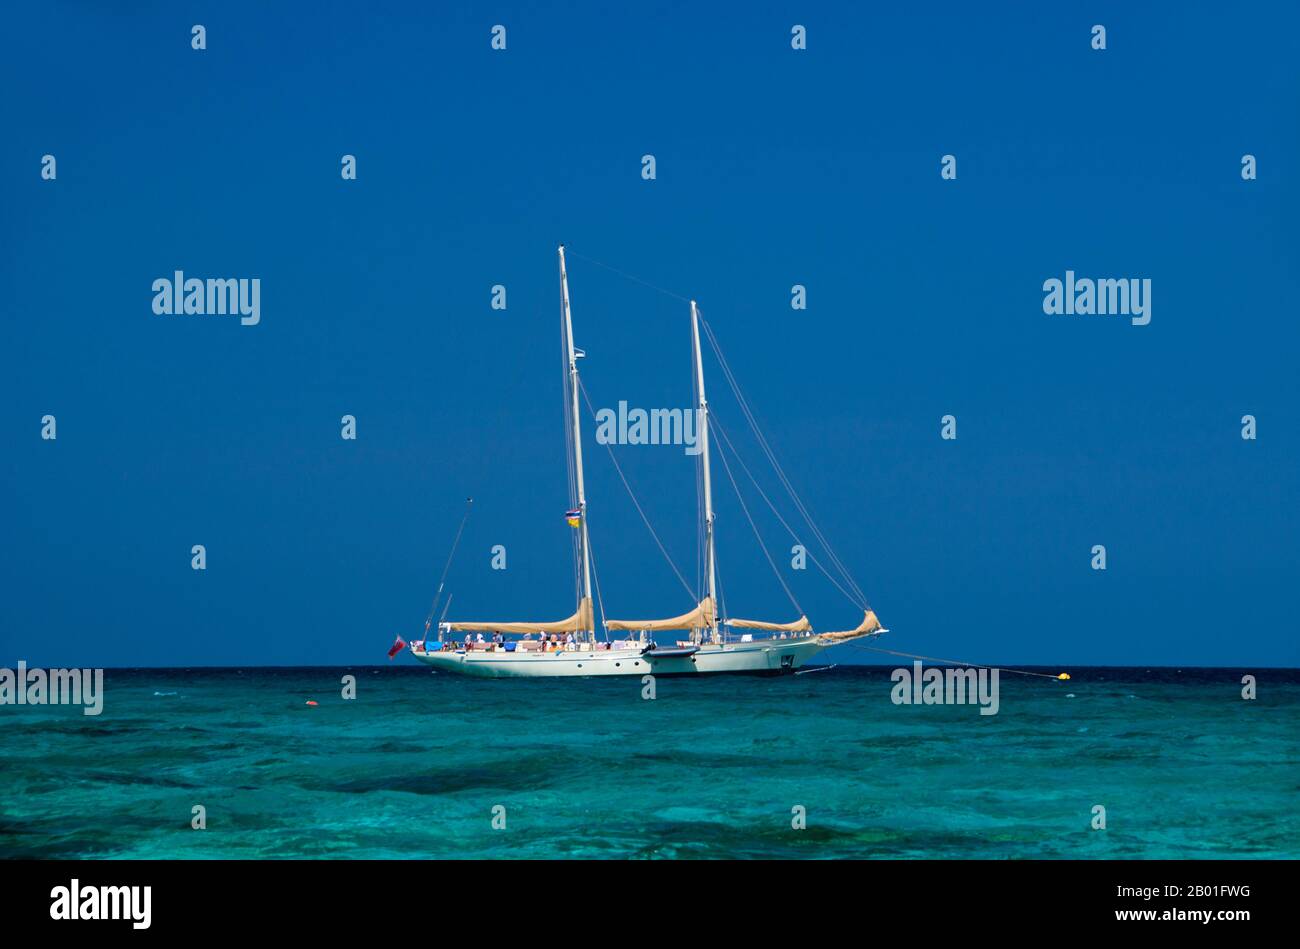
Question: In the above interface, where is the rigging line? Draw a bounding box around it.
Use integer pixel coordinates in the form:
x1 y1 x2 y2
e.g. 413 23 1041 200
424 498 474 631
586 535 608 641
709 419 804 616
709 408 867 610
699 312 865 604
699 314 870 607
699 313 835 574
845 644 1070 681
576 378 698 603
710 410 862 609
715 563 728 642
698 311 853 591
710 525 728 641
710 410 867 611
563 247 693 304
435 594 454 643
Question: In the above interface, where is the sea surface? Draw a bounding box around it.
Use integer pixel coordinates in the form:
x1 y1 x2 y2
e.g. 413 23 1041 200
1 665 1297 859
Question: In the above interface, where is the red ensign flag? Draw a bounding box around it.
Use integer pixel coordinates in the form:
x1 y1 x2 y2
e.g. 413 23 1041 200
387 636 406 659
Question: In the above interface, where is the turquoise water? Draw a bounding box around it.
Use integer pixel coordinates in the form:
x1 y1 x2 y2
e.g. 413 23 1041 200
1 666 1296 859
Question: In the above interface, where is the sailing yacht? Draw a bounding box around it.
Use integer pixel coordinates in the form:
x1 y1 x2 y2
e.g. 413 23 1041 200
410 246 884 678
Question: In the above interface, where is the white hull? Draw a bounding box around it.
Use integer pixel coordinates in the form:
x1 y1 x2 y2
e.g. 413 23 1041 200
410 636 832 678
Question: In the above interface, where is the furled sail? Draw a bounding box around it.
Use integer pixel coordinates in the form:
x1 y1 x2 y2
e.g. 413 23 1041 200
605 597 715 632
728 615 812 633
818 609 882 641
446 596 593 635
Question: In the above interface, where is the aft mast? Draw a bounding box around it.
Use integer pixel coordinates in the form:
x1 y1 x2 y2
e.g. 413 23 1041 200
691 300 720 645
559 245 595 643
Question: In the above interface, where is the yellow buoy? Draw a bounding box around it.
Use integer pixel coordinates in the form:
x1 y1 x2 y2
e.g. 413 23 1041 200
1057 673 1071 681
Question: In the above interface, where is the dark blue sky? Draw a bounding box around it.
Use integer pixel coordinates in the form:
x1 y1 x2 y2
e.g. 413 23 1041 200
3 3 1297 667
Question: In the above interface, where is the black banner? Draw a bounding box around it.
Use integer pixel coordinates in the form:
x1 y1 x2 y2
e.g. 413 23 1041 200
0 859 1282 934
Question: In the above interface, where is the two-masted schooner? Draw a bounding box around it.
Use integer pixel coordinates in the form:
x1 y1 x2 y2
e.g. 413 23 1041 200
410 246 884 677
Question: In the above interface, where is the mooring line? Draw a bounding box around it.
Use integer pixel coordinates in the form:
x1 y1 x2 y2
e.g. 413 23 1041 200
846 643 1070 680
